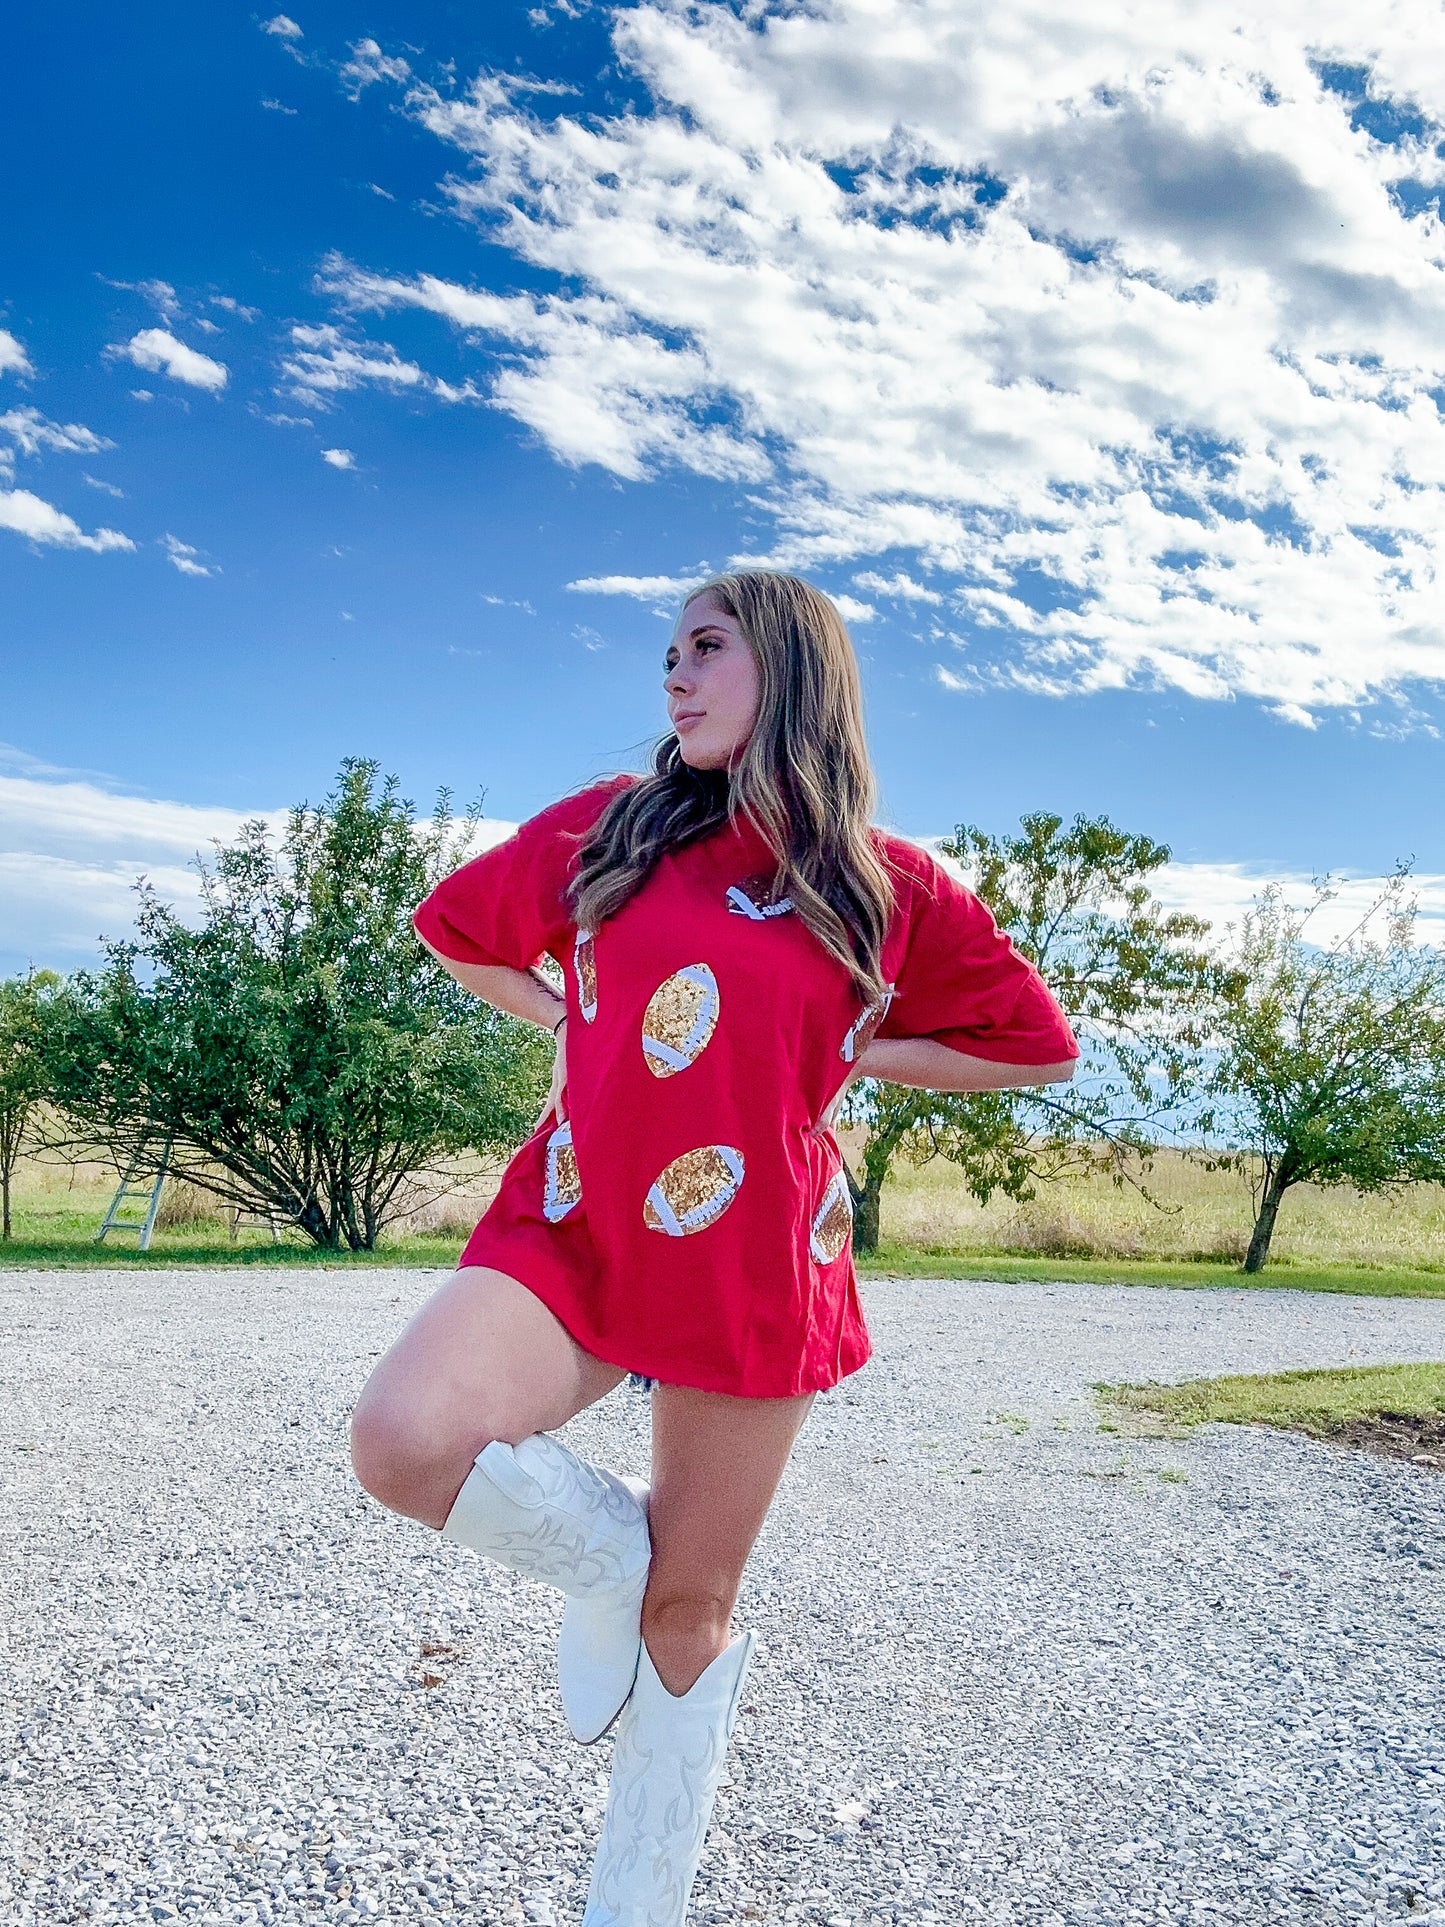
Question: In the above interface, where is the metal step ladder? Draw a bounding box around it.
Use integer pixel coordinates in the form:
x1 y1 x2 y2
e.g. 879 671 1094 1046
229 1204 283 1245
97 1135 173 1252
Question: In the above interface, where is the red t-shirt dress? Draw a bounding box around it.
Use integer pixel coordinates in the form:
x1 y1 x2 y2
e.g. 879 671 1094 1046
413 777 1077 1398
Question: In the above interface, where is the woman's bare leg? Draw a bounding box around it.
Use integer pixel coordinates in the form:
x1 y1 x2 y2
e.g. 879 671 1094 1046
350 1265 625 1530
642 1385 814 1696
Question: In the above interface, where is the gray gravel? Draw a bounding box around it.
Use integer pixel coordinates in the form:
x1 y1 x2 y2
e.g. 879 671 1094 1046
2 1268 1443 1927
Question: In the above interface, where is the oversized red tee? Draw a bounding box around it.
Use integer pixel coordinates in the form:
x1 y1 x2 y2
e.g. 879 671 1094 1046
413 778 1076 1397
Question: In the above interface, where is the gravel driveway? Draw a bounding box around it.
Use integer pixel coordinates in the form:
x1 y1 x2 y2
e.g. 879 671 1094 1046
3 1268 1443 1927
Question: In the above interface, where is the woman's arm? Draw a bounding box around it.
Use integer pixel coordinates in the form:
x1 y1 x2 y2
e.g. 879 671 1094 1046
851 1036 1077 1092
418 935 566 1029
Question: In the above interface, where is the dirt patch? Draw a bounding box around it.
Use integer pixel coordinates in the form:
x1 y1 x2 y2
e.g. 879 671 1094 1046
1306 1412 1445 1469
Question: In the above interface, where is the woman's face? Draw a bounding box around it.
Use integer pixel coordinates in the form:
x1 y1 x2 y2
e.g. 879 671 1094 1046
663 591 762 771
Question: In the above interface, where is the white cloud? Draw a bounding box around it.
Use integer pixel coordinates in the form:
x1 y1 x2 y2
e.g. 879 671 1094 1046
99 275 180 320
334 2 1445 719
321 446 356 469
114 327 228 392
130 389 154 403
0 330 33 379
854 569 943 605
136 278 178 319
0 768 516 968
0 407 111 459
83 473 124 498
920 828 1445 948
1156 861 1445 949
160 533 216 578
262 98 299 115
0 773 276 858
321 256 771 481
0 852 209 967
262 13 302 36
211 296 260 321
0 773 278 969
340 37 411 98
0 489 133 553
831 592 875 623
567 570 706 600
564 573 882 621
0 745 107 781
279 321 479 408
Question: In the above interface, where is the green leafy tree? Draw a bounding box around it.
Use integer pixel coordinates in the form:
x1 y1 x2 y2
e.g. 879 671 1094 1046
0 970 60 1240
1211 876 1445 1272
44 760 550 1249
845 813 1232 1253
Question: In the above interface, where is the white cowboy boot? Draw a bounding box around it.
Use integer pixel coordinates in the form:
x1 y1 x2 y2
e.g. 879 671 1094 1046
441 1433 650 1744
583 1631 755 1926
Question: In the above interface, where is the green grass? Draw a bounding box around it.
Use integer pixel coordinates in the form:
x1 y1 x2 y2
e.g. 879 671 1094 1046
0 1209 461 1269
858 1242 1445 1298
0 1233 462 1269
1099 1361 1445 1437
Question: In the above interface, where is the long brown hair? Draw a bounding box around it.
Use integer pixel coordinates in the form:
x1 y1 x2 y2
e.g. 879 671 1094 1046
570 570 895 1000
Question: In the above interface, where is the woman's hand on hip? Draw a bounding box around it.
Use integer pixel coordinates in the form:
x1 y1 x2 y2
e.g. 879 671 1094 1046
537 1016 568 1128
817 1070 859 1134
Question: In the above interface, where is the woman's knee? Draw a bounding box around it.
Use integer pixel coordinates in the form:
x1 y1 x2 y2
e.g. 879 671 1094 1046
641 1583 736 1695
349 1389 481 1527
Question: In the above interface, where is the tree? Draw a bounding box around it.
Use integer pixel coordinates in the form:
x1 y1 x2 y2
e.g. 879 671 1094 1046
1210 875 1445 1272
0 971 60 1240
44 760 551 1249
844 813 1232 1253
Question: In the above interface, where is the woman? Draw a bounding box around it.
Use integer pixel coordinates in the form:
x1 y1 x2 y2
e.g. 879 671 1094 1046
351 571 1077 1924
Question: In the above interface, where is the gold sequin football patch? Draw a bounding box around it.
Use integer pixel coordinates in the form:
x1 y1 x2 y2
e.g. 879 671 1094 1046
573 927 598 1023
643 1144 745 1237
809 1168 853 1264
840 986 895 1063
543 1120 582 1223
641 963 720 1077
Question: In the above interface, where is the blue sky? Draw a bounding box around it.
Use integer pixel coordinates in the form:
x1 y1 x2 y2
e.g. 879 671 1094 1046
4 1 1445 975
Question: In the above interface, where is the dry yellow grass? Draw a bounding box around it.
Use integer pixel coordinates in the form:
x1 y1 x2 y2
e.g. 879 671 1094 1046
839 1132 1445 1270
8 1150 506 1244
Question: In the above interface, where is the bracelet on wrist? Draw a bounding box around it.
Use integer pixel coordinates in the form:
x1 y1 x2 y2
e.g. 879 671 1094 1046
550 1010 568 1035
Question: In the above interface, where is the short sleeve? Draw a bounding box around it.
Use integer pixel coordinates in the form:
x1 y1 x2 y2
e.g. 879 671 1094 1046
878 850 1079 1065
413 779 631 971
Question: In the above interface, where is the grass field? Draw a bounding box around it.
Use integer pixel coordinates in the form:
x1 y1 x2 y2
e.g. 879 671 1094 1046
867 1135 1445 1272
1103 1360 1445 1434
4 1140 1445 1296
864 1246 1445 1298
1097 1361 1445 1465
